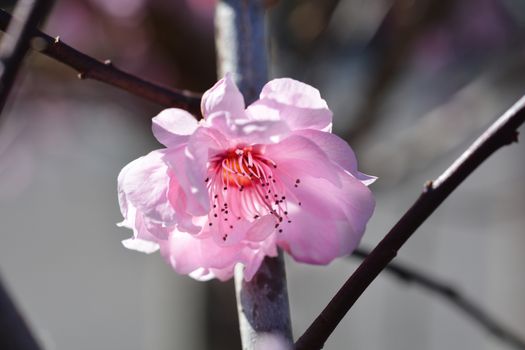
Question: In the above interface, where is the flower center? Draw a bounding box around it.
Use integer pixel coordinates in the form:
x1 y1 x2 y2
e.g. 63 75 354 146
205 145 300 241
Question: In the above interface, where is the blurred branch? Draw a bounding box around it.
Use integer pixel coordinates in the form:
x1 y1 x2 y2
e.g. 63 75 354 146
347 0 456 142
295 95 525 349
0 0 53 113
362 51 525 188
351 247 525 350
0 9 203 117
0 275 42 350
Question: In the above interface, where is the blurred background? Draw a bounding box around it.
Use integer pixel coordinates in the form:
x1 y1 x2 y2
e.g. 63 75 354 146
0 0 524 349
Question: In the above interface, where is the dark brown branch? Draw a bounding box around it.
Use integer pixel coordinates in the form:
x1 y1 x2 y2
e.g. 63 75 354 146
0 9 203 117
0 0 53 113
0 274 42 350
351 248 525 350
295 95 525 349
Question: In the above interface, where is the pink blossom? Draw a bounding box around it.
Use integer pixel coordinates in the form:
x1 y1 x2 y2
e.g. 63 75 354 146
117 74 375 281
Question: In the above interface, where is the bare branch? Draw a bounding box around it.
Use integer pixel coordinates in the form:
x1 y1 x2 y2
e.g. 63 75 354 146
0 9 203 117
0 274 42 350
0 0 53 113
295 95 525 349
351 248 525 350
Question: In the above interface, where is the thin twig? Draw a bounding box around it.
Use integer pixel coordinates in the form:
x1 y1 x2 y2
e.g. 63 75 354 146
295 95 525 349
0 0 53 113
0 9 203 117
0 274 42 350
351 248 525 350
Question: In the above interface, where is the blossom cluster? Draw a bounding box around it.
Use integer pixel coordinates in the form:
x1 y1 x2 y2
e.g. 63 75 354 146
117 75 375 281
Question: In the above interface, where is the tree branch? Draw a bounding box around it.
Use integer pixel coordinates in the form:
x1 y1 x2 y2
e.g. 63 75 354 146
346 0 456 142
0 9 203 117
295 95 525 349
0 0 53 113
351 247 525 350
215 0 293 349
0 274 42 350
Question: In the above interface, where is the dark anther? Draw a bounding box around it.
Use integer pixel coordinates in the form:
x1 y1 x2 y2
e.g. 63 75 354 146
279 229 283 233
223 187 227 191
214 214 218 217
284 211 288 215
254 215 260 219
274 224 279 228
209 223 213 226
298 202 302 206
296 179 300 183
230 225 233 229
288 220 292 223
204 178 209 183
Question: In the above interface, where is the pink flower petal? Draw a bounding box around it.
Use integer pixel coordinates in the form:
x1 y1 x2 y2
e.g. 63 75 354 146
294 129 358 174
295 129 377 185
264 135 341 186
242 237 278 281
355 172 378 186
160 229 242 274
122 238 159 254
118 203 170 253
163 145 210 217
152 108 199 147
117 157 139 219
201 73 245 119
274 171 374 263
245 215 277 241
247 78 332 131
206 111 291 144
120 150 175 224
260 78 328 109
181 127 230 212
